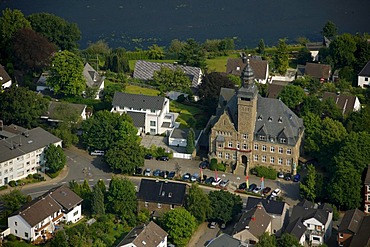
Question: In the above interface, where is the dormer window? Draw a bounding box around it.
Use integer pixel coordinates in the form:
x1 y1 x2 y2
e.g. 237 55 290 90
259 135 266 141
280 138 286 143
268 116 273 122
278 117 283 123
258 115 263 121
236 66 240 71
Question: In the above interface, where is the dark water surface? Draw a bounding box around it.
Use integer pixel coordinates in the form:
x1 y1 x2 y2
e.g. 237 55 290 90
1 0 370 49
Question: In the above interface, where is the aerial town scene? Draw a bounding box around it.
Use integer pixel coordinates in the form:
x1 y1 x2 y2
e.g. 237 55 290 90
0 1 370 246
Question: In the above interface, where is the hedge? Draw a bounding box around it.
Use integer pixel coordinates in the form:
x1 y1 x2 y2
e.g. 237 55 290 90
252 166 277 180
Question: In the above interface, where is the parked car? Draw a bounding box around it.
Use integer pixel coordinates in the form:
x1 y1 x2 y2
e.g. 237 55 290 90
262 187 272 195
252 187 262 194
220 179 229 188
153 169 161 177
284 173 292 181
168 171 176 179
144 154 153 159
239 182 247 190
212 177 222 186
191 173 200 182
205 176 215 185
248 183 257 192
182 173 191 181
271 188 281 197
134 167 143 175
90 150 105 156
144 168 151 176
277 171 284 179
220 223 226 229
160 170 169 178
156 156 169 161
209 222 217 229
199 160 210 169
293 173 301 182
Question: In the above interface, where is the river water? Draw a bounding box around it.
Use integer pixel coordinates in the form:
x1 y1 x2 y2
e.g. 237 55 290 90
1 0 370 49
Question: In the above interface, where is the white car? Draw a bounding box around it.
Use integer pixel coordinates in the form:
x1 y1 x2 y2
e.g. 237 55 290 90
144 168 151 176
212 177 222 186
271 188 281 197
252 187 262 194
220 179 229 188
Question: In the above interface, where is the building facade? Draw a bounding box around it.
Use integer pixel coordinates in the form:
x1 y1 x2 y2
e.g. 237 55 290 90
208 60 304 175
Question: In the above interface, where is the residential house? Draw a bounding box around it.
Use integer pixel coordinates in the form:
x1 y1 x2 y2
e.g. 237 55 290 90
337 208 365 247
0 126 62 186
205 233 242 247
83 63 105 99
285 200 333 246
133 60 203 88
266 80 289 99
116 221 167 247
305 37 330 62
208 60 304 175
348 216 370 247
232 203 272 245
137 179 187 217
40 101 89 123
226 54 269 84
111 92 177 135
322 92 361 116
0 65 12 91
364 165 370 215
36 72 49 92
296 62 332 82
165 90 200 102
245 197 289 236
7 185 82 242
168 128 202 148
358 60 370 88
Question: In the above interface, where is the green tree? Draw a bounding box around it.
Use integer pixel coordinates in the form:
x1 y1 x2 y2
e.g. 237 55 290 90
329 33 357 69
255 232 277 247
300 164 316 202
321 21 338 40
0 190 29 218
153 66 191 93
296 47 312 65
279 233 302 247
168 39 186 55
107 177 137 225
178 38 206 69
147 44 165 60
300 95 323 117
44 145 66 173
91 185 105 216
186 128 195 154
104 140 144 173
48 50 85 96
137 209 150 223
53 124 79 148
208 190 242 223
257 39 265 55
27 12 81 50
322 97 343 120
273 38 289 75
85 40 111 57
0 86 48 128
49 231 69 247
185 184 211 223
161 208 197 247
96 179 107 195
278 85 306 110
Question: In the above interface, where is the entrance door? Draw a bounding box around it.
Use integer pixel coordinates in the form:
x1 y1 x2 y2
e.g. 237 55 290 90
241 155 248 174
4 177 8 185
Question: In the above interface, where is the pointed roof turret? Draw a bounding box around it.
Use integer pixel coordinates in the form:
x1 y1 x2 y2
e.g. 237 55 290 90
241 59 255 87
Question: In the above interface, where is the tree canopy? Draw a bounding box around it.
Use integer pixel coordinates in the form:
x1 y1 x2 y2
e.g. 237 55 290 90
91 184 105 216
321 21 338 40
186 128 195 154
279 233 303 247
255 232 277 247
185 184 211 223
278 85 306 110
147 44 165 60
299 164 317 202
0 190 30 218
208 190 242 223
44 144 66 173
178 38 206 69
273 38 289 75
152 66 191 93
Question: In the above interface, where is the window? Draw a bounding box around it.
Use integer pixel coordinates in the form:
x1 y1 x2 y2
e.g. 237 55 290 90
150 121 156 127
262 145 267 151
228 142 232 148
270 157 275 164
367 206 370 213
262 156 266 162
270 146 275 153
278 147 283 154
280 138 286 143
259 135 266 141
15 222 17 226
145 201 148 207
218 143 223 148
367 194 370 201
150 109 155 113
254 144 258 150
232 153 237 160
312 237 320 242
237 143 240 149
73 211 78 216
367 185 370 192
243 144 247 150
15 230 17 234
218 152 222 158
171 204 175 209
25 232 28 238
287 149 292 155
366 77 369 81
287 159 291 166
254 155 258 161
225 153 230 159
278 158 283 165
339 233 343 238
243 134 248 139
157 203 162 208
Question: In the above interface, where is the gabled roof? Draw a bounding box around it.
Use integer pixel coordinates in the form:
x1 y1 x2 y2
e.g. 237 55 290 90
349 216 370 247
305 41 325 51
0 127 62 163
358 60 370 77
137 179 187 205
83 63 105 88
112 92 166 111
126 111 146 128
290 201 332 226
170 128 201 140
338 208 365 234
284 217 306 239
266 83 285 99
117 221 167 247
245 197 287 216
365 165 370 185
226 58 268 81
206 233 241 247
0 64 11 85
304 62 331 80
322 92 358 115
48 185 83 211
133 60 202 88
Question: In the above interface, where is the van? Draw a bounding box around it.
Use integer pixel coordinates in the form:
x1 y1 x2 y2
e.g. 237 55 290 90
90 150 105 156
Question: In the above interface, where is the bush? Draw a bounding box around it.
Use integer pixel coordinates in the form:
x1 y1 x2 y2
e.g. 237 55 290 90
0 185 7 191
8 181 16 187
176 94 186 103
210 158 218 171
7 234 17 241
32 173 42 179
252 166 277 180
217 163 226 172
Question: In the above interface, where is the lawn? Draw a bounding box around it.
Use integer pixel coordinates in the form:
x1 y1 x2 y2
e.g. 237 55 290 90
125 84 160 96
170 101 208 129
206 55 233 72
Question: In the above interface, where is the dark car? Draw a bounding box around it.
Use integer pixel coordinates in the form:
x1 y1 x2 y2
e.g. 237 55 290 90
293 173 301 182
248 183 257 192
134 167 143 175
144 154 153 159
205 176 215 185
160 170 169 178
284 173 292 181
182 173 191 181
153 169 161 177
239 182 247 190
168 171 176 179
262 187 272 195
199 160 210 169
156 156 169 161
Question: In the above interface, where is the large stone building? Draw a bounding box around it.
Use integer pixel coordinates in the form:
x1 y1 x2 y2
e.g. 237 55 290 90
208 60 304 175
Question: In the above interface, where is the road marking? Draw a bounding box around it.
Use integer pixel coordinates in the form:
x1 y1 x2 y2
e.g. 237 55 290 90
107 178 111 181
89 179 94 182
61 182 67 184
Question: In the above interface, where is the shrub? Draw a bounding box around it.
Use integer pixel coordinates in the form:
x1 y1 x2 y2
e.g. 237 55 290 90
217 163 226 172
0 185 7 191
7 234 17 241
32 173 42 179
253 166 277 180
210 158 218 171
176 94 186 103
8 181 16 187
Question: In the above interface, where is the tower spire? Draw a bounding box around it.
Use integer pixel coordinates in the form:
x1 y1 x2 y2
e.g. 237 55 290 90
241 59 254 87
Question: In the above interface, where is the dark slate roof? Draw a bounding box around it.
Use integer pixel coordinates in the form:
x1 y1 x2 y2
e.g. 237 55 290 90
170 128 201 140
206 233 241 247
137 179 187 205
322 92 357 115
358 60 370 77
117 221 168 247
305 41 325 51
338 209 365 234
232 203 272 238
349 216 370 247
267 83 285 99
284 217 307 239
365 165 370 185
245 197 287 216
112 92 166 111
0 64 11 85
48 185 83 211
133 60 202 88
83 63 105 88
297 199 315 209
0 124 27 139
126 111 146 128
226 58 268 80
0 127 61 163
42 102 86 121
304 62 331 80
290 202 331 225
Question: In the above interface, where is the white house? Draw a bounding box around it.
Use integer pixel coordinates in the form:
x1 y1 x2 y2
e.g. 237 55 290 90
7 185 82 242
226 55 269 84
116 221 168 247
0 65 12 90
322 92 361 115
83 63 105 99
111 92 177 135
0 126 62 186
358 60 370 88
168 128 202 148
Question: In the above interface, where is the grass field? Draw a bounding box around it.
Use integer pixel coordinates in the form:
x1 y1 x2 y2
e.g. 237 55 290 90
125 84 160 96
170 101 208 129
